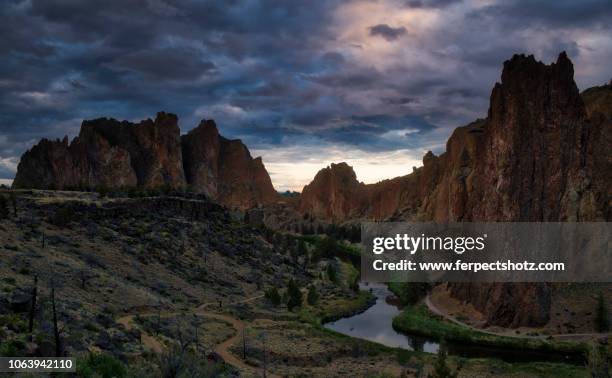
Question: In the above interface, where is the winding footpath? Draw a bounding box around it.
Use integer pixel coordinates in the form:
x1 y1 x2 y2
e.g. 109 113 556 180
117 294 278 377
425 294 609 341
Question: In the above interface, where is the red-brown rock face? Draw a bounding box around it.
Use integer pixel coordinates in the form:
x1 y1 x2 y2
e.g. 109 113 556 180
299 162 366 220
217 138 278 209
13 113 278 210
298 52 611 327
78 112 186 188
181 119 278 209
181 120 221 198
13 112 185 190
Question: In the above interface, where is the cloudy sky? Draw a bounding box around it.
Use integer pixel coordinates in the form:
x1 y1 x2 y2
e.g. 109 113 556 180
1 0 611 190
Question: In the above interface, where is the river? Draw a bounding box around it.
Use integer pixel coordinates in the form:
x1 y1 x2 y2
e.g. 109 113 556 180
324 282 584 365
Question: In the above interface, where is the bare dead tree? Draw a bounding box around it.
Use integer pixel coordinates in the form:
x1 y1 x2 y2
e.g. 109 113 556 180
51 286 62 357
242 327 247 360
191 314 203 355
262 331 267 378
156 298 162 335
78 269 92 289
28 274 38 337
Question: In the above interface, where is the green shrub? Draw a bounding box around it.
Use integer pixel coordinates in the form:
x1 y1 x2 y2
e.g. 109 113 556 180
0 339 25 357
76 353 127 378
265 287 281 307
307 286 319 305
50 206 75 227
0 314 27 333
327 264 337 284
429 340 457 378
595 292 609 332
287 279 303 311
389 282 430 305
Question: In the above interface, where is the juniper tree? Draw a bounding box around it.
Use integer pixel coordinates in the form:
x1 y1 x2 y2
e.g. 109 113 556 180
307 285 319 305
327 264 338 284
265 287 281 307
286 279 302 311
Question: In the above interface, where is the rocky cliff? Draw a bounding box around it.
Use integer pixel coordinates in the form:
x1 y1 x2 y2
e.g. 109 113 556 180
298 52 611 327
13 113 278 209
299 54 609 224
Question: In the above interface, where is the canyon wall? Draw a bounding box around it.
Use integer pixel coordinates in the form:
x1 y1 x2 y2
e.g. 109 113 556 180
298 52 611 327
12 113 278 210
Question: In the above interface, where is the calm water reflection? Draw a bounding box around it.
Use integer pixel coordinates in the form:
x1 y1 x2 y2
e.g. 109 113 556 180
324 282 440 353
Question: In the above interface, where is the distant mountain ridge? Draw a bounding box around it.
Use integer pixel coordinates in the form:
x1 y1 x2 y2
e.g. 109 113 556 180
12 113 278 210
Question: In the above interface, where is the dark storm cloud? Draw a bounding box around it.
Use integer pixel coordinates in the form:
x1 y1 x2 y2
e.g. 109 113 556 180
312 114 436 151
369 24 407 41
109 48 216 80
470 0 612 28
405 0 460 9
0 0 611 182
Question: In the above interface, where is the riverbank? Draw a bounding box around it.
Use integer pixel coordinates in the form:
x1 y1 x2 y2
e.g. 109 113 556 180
392 304 588 357
318 283 589 376
299 289 376 325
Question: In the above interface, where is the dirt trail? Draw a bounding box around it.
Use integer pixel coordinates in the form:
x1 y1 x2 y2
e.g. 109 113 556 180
118 294 277 377
425 295 609 341
117 314 165 354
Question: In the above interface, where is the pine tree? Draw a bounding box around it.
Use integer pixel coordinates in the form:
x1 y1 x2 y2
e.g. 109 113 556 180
286 279 302 311
265 287 281 307
307 285 319 305
327 264 337 284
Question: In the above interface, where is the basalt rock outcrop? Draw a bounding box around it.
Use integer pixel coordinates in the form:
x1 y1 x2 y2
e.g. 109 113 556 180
298 52 611 327
13 113 278 209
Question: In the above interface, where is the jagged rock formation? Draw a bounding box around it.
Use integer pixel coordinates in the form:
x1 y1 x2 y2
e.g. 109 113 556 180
13 113 278 209
299 162 366 220
298 52 611 327
299 53 609 224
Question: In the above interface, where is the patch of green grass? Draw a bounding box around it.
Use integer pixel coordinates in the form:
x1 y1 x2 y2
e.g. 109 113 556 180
0 314 27 333
298 290 375 325
76 352 127 378
341 260 359 288
392 305 588 355
500 361 588 377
